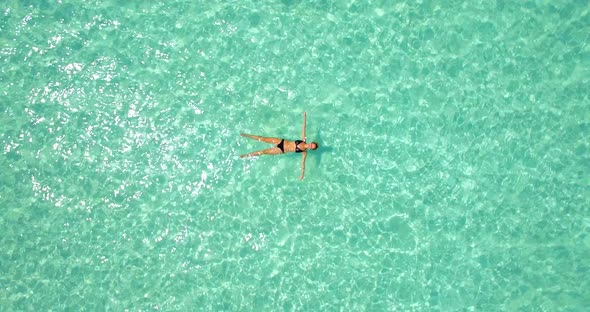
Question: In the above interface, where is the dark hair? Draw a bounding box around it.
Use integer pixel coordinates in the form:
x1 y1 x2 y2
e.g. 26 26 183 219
310 142 319 150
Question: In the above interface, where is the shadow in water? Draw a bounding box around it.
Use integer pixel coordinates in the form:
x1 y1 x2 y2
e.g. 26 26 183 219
312 129 332 167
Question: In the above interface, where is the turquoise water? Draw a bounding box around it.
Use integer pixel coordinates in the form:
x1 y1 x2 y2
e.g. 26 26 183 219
1 0 589 310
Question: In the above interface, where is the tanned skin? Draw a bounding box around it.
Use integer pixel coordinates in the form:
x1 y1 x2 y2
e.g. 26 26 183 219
240 112 318 180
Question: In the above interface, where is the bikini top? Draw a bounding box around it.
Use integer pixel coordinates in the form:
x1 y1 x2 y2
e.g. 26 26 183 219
295 140 304 153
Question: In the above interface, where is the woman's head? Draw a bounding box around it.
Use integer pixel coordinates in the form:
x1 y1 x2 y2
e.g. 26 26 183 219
309 142 319 150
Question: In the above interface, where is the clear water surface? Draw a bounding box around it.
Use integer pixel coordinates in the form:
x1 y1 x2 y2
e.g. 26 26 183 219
1 0 589 310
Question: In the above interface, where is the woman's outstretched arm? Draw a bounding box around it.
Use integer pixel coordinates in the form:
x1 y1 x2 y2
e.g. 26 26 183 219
300 152 307 181
301 111 307 141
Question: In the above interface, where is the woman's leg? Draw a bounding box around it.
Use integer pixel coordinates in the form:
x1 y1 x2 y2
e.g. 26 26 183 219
240 147 282 158
240 133 282 145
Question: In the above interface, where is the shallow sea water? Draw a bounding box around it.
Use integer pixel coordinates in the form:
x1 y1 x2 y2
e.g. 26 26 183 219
1 0 589 310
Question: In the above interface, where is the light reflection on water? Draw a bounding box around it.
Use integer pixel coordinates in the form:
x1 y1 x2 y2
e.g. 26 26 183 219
1 0 589 310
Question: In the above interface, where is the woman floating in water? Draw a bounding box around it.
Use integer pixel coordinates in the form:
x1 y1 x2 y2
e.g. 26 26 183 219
240 112 319 180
